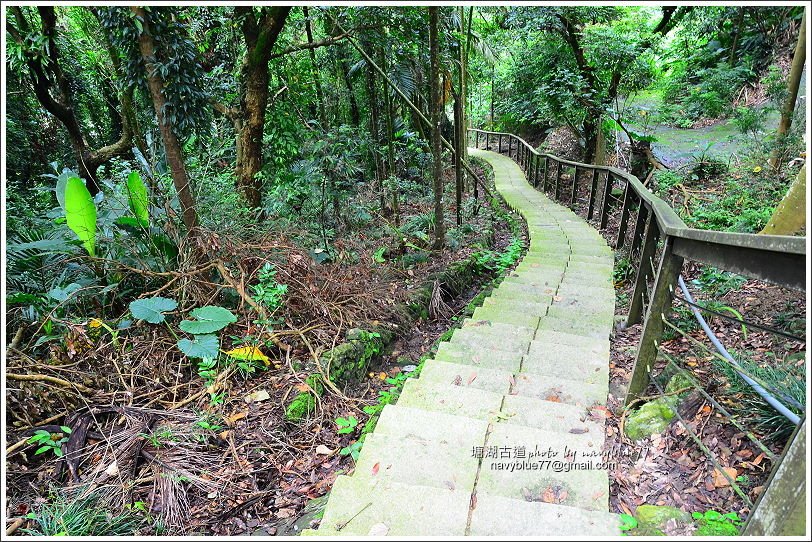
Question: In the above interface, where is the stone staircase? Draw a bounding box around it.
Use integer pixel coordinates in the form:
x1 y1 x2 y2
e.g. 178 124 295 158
304 148 623 536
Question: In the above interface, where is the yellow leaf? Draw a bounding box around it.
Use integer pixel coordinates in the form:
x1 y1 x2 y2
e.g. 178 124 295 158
225 346 270 366
378 372 387 380
89 318 104 328
753 166 762 173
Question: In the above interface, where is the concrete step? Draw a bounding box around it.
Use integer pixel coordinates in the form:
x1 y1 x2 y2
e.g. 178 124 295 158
418 358 514 395
374 404 488 448
434 341 524 371
397 378 504 421
352 433 479 493
476 422 609 511
471 305 542 329
511 371 608 407
315 475 470 536
468 494 623 536
499 394 604 440
482 296 550 316
536 315 611 340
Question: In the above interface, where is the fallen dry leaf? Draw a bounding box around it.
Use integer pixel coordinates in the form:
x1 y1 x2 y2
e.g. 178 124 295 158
467 372 477 385
372 462 380 476
712 467 737 488
315 445 334 456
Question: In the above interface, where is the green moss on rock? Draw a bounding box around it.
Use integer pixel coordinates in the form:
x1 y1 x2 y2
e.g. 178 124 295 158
285 392 315 422
636 505 691 529
624 397 679 440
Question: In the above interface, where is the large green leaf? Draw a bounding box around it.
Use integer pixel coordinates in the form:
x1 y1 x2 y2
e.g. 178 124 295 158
126 171 149 228
177 334 220 359
129 296 178 324
178 305 237 334
64 176 97 256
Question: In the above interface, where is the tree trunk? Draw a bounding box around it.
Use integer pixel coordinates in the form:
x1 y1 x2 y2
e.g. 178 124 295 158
383 54 399 226
8 6 134 196
429 7 445 250
303 6 327 128
728 7 746 65
582 118 599 165
769 9 806 170
365 53 386 214
234 7 291 208
132 7 198 232
760 166 806 235
594 119 607 166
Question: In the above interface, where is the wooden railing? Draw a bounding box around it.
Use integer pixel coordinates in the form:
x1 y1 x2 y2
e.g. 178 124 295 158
469 128 806 534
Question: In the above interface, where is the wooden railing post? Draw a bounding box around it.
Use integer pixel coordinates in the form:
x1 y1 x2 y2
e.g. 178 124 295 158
475 130 480 149
615 181 634 249
498 134 503 153
629 201 649 258
626 236 683 404
570 166 579 208
542 157 549 192
599 172 614 230
587 168 599 219
533 154 540 187
743 421 806 536
626 213 660 326
554 161 562 201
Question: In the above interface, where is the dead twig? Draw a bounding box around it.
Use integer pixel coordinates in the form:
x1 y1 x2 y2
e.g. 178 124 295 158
6 373 94 393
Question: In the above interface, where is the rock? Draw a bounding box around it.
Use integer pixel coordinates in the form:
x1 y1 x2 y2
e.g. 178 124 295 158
402 364 418 373
636 505 691 529
624 397 678 440
345 328 364 341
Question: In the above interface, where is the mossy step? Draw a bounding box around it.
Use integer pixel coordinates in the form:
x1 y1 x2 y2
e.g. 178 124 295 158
477 422 609 511
533 329 610 352
521 351 609 389
468 494 623 536
546 305 615 328
471 306 542 329
352 432 479 493
418 359 514 395
500 274 564 289
482 296 550 316
491 282 558 300
374 404 488 448
536 315 611 340
314 475 469 536
499 394 604 439
459 319 537 341
434 341 525 370
397 378 504 421
512 371 608 407
449 330 530 354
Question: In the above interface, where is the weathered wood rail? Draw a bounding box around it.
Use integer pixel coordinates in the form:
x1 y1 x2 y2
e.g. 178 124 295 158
469 128 807 536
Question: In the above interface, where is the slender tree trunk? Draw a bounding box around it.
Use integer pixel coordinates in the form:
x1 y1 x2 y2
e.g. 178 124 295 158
594 118 607 166
583 118 599 165
769 9 806 170
132 7 198 232
303 6 327 128
365 53 386 214
429 7 445 250
728 7 746 65
383 54 399 226
234 6 291 208
339 54 361 126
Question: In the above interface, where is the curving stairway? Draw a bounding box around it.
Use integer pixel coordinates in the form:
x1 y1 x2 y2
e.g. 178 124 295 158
304 148 623 536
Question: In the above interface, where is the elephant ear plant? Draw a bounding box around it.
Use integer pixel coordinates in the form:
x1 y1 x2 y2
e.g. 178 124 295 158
129 297 243 400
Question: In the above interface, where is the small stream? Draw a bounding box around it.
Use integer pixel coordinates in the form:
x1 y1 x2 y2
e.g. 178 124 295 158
620 70 806 168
